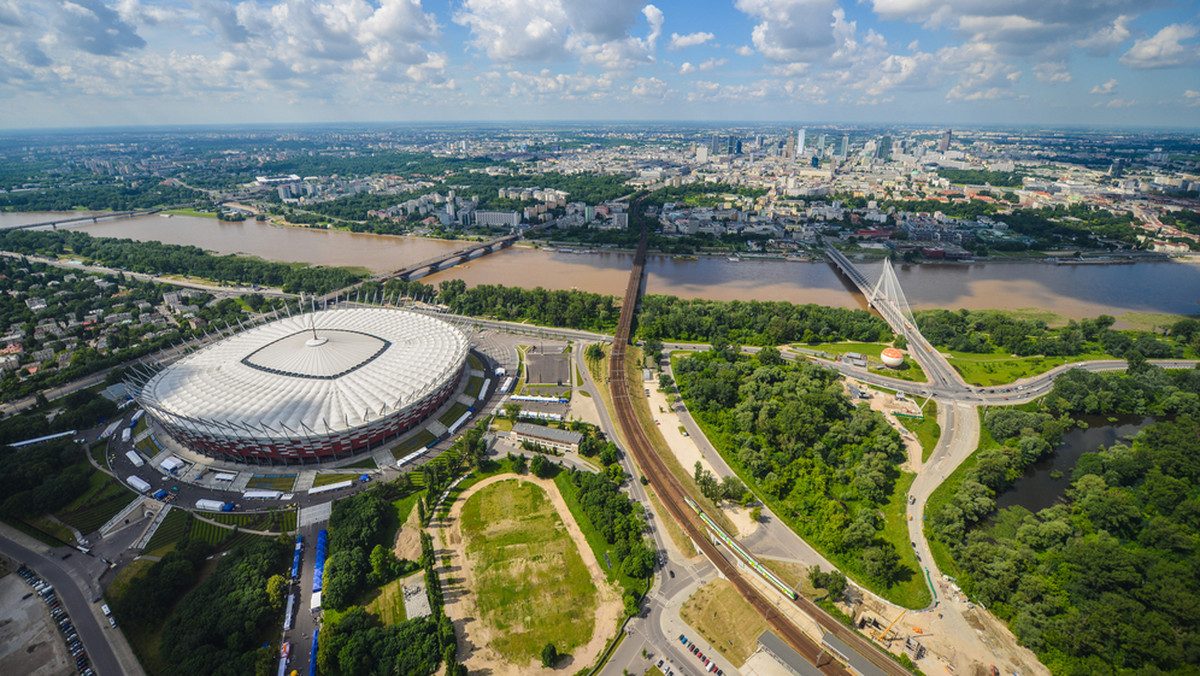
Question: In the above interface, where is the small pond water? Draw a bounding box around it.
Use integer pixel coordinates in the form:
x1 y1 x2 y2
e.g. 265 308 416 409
994 415 1156 514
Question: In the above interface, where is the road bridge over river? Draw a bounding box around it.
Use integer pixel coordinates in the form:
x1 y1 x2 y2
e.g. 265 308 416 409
0 207 175 231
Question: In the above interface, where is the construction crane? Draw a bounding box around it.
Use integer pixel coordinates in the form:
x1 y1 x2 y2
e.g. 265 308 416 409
872 609 906 644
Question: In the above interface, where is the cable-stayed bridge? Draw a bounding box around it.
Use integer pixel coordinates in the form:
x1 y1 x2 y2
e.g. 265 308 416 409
824 245 963 389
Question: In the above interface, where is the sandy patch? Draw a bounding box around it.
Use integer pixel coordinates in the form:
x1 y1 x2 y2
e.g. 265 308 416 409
439 474 622 675
392 503 423 563
844 379 925 472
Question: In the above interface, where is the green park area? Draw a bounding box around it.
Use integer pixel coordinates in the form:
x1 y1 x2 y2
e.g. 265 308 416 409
438 401 470 427
680 578 769 666
898 400 940 463
391 429 437 460
799 341 928 383
944 349 1109 386
459 479 597 664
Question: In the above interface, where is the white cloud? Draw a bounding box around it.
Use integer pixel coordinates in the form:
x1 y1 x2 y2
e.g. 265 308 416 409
1090 78 1117 95
642 4 663 50
1185 89 1200 106
1093 97 1136 108
1033 61 1071 83
698 57 726 71
734 0 838 64
868 0 1153 58
57 0 146 56
1120 23 1199 69
734 45 755 56
679 61 695 74
668 31 714 50
631 76 668 97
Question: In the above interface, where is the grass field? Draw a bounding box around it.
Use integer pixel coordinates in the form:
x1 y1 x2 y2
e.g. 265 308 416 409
366 574 413 625
645 485 697 559
553 473 643 589
945 349 1110 386
468 352 484 371
90 443 109 468
55 467 137 535
392 429 437 460
342 456 378 469
899 400 941 464
30 516 75 543
187 519 266 551
679 578 770 667
212 510 296 533
438 401 470 427
312 473 359 488
460 479 597 663
876 472 929 608
144 509 190 557
465 376 484 398
247 474 296 491
804 341 928 382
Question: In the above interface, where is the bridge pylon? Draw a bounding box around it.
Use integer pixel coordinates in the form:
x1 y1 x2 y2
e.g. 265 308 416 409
869 258 916 327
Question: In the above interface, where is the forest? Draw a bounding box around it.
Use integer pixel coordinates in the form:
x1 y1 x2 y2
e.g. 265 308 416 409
945 418 1200 674
322 488 419 611
0 229 364 293
255 152 504 181
0 182 202 212
674 347 914 591
158 537 289 676
914 310 1195 358
0 436 92 520
564 465 655 579
636 295 892 346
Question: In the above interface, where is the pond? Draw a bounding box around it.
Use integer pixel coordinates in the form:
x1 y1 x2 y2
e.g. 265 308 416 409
994 415 1156 514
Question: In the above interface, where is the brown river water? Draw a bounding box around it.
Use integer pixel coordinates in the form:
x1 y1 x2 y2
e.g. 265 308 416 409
2 212 1195 319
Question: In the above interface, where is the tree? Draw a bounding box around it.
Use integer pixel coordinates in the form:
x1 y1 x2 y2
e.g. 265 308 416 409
585 343 604 361
503 402 522 422
541 642 559 668
750 505 762 522
266 574 287 611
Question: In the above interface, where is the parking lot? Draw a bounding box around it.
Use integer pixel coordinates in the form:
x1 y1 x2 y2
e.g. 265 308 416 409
0 572 72 676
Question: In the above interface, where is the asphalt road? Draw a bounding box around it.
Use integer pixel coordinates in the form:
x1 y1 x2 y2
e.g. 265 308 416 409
0 537 120 676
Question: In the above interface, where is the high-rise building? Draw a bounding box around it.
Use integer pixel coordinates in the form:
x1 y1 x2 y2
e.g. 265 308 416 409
939 129 952 152
817 133 827 151
697 146 709 163
840 134 849 157
878 135 892 160
797 129 806 153
784 130 795 159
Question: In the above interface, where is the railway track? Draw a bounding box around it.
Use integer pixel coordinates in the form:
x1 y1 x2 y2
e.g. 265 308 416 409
608 224 908 676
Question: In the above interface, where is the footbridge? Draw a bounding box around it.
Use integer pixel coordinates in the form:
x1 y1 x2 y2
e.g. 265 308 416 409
0 207 173 231
824 246 963 388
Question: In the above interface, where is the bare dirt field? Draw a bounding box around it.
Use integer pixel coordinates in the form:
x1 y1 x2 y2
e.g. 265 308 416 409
392 502 423 563
439 474 622 675
0 576 71 676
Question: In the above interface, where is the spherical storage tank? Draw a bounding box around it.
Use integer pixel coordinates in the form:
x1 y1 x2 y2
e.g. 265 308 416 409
135 308 468 464
881 347 905 368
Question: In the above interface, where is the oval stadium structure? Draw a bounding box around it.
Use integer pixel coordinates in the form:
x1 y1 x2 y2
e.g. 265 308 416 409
135 308 469 464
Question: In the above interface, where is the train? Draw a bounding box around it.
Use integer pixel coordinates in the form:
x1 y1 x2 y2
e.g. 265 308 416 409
683 496 796 601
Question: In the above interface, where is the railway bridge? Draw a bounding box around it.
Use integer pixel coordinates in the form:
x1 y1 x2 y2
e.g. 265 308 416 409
0 207 173 231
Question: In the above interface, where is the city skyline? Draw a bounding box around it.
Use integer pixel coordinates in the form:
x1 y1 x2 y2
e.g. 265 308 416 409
1 0 1199 129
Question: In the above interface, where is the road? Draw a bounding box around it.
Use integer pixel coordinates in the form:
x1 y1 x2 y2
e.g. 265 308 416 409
0 533 124 676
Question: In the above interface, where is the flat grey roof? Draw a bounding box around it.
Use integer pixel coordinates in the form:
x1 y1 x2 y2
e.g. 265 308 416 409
511 422 583 445
756 631 824 676
821 632 891 676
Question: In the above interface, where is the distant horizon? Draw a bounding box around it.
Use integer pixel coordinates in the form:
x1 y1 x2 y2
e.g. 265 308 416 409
3 119 1199 135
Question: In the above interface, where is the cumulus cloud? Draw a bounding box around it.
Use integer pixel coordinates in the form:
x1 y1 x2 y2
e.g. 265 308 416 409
195 0 251 43
668 31 714 50
868 0 1151 58
631 76 667 97
1120 23 1199 69
735 0 838 64
1090 78 1117 95
1033 61 1071 83
1185 90 1200 106
734 45 755 56
455 0 661 68
698 57 726 71
58 0 146 56
679 61 695 74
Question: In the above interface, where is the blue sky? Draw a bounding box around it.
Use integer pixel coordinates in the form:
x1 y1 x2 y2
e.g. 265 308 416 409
1 0 1198 129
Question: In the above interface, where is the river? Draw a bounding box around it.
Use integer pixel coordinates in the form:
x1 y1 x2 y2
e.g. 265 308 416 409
994 416 1155 514
3 211 1198 319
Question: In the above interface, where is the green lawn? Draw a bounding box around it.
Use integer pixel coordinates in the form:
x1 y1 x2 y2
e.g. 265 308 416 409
438 401 470 427
144 509 190 557
899 400 941 464
945 349 1110 386
366 574 412 625
554 472 643 589
247 474 296 491
342 456 378 470
459 478 598 663
465 376 484 398
311 473 359 488
875 472 930 608
55 467 137 535
468 352 484 371
391 429 437 460
801 341 927 382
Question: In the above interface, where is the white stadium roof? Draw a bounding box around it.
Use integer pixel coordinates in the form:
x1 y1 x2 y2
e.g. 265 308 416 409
138 308 468 439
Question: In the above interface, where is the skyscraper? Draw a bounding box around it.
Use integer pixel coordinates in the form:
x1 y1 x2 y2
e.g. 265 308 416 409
784 130 795 159
840 134 849 157
797 128 806 154
939 129 952 152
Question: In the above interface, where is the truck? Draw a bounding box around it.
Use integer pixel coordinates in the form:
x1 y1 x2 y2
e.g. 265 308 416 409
120 428 131 443
195 499 233 512
125 450 144 468
127 476 151 493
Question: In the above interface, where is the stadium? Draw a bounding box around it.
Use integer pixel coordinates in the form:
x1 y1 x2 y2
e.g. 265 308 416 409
133 307 469 464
